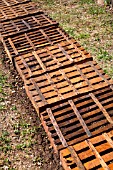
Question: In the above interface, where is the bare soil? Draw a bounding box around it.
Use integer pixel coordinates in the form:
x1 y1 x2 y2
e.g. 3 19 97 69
0 46 63 170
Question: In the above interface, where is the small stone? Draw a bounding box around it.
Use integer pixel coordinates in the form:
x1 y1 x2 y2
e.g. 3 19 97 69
37 162 41 166
12 90 16 93
3 165 9 170
97 0 105 6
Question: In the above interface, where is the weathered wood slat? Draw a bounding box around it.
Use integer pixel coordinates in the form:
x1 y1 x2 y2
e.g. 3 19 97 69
68 100 92 137
2 26 71 61
89 93 113 124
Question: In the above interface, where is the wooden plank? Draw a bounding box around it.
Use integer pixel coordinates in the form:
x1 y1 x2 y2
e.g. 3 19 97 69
8 38 18 55
68 146 86 170
25 33 36 50
33 51 47 72
1 0 10 6
90 93 113 125
86 139 110 170
46 108 68 147
68 100 92 137
103 133 113 148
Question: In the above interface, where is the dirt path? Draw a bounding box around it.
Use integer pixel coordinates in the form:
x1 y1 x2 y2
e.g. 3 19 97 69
0 46 63 170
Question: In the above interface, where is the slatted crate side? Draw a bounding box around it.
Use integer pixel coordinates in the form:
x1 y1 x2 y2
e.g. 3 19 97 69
14 57 90 115
0 0 31 8
13 58 103 110
0 2 39 22
1 26 72 62
3 29 113 92
54 27 92 59
0 13 58 38
12 44 113 112
14 54 77 111
14 49 113 95
1 26 93 64
13 40 93 74
76 61 113 90
60 130 113 170
40 87 113 152
31 40 93 69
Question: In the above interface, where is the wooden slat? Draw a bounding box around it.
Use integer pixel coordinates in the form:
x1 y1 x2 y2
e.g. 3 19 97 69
68 100 92 137
103 133 113 148
46 108 68 148
68 146 86 170
86 139 110 170
90 93 113 124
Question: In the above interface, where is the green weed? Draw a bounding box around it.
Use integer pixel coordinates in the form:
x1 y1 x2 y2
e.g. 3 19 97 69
0 104 6 110
16 140 32 150
16 143 27 150
88 6 105 15
97 49 112 61
63 27 75 37
43 0 54 6
76 33 90 39
0 97 4 102
11 105 17 111
79 0 94 4
0 131 12 153
0 73 7 96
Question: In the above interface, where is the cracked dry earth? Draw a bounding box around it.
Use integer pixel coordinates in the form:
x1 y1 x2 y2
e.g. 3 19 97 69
0 46 63 170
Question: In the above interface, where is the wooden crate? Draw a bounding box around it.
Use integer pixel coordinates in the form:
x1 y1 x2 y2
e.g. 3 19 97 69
0 2 39 22
60 130 113 170
0 0 31 8
13 37 113 112
1 26 72 61
0 12 58 38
